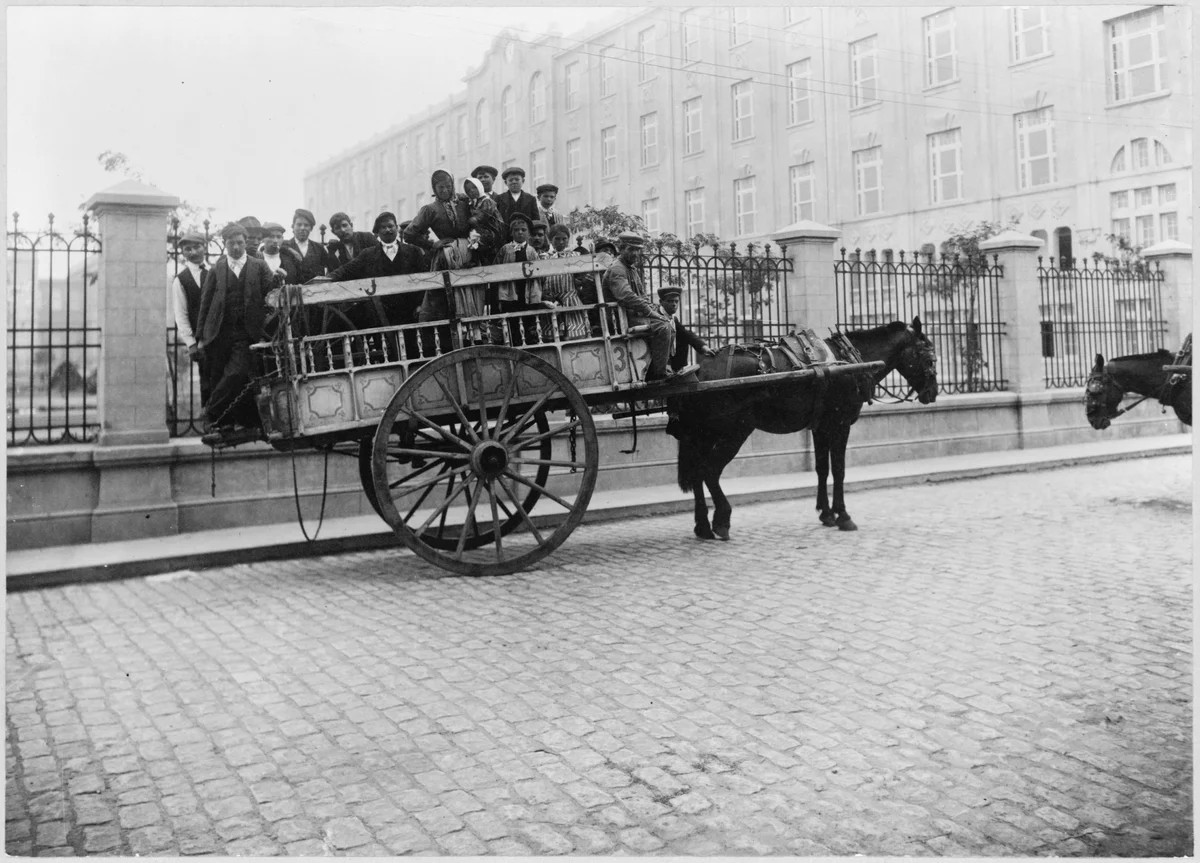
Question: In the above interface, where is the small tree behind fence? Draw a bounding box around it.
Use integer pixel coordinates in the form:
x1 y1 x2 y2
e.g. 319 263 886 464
7 212 102 446
642 238 792 347
1038 256 1166 388
835 248 1006 394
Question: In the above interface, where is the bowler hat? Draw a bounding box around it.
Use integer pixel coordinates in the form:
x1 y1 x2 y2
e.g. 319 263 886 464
292 208 316 228
178 231 205 246
536 184 558 195
472 165 498 179
373 212 397 233
501 167 526 180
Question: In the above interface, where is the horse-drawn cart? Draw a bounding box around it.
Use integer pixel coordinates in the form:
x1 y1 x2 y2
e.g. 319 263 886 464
209 254 883 575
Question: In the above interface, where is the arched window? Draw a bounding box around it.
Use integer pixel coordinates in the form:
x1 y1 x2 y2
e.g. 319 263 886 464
475 99 489 145
1110 137 1173 173
501 87 514 136
1053 227 1073 265
1110 146 1125 174
529 72 546 125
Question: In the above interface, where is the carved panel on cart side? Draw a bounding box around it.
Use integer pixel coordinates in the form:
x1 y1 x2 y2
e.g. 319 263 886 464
562 342 609 390
357 369 406 419
301 379 351 427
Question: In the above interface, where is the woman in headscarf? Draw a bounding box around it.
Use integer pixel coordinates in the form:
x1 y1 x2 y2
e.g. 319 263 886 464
462 176 505 267
403 170 483 335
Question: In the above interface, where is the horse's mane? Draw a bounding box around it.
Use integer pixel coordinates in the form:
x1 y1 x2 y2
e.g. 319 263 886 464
841 320 908 340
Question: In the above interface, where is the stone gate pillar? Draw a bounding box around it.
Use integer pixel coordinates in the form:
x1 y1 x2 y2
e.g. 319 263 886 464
1141 240 1192 351
979 230 1045 394
772 220 841 333
81 180 181 541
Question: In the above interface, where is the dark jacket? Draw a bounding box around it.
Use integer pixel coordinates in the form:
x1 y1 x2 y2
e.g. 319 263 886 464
328 243 428 325
282 238 328 283
670 318 708 371
495 190 541 234
262 249 303 285
403 198 472 251
326 231 380 269
602 258 658 319
196 255 277 347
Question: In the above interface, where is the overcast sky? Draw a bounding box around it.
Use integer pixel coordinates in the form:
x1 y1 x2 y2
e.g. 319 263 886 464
6 5 631 230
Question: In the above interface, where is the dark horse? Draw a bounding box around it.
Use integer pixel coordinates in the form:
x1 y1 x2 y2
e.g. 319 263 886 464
676 318 938 540
1085 350 1192 429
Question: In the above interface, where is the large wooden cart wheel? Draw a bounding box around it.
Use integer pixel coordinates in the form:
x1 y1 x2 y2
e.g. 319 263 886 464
370 346 599 576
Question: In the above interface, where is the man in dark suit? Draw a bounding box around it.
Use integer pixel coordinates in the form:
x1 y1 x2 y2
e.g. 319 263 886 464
326 212 379 269
237 216 264 258
494 167 540 241
329 211 425 330
259 222 303 284
283 208 328 283
657 287 715 371
195 223 280 431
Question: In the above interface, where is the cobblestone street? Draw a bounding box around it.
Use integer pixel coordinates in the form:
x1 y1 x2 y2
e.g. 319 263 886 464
6 455 1192 857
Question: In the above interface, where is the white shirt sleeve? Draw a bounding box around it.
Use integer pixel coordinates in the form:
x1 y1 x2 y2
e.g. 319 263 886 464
171 275 196 347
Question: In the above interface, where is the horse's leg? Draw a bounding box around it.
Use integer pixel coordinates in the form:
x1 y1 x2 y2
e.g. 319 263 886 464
812 425 837 526
829 421 857 531
693 481 715 540
707 432 749 541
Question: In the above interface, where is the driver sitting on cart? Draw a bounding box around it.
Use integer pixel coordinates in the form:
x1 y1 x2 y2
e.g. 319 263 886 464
602 231 674 383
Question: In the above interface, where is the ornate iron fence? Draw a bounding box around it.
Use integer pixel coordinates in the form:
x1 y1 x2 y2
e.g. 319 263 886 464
7 212 102 446
1038 257 1167 388
642 240 793 347
835 248 1006 394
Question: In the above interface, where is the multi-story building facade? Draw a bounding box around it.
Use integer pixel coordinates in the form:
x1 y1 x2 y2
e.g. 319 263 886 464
304 5 1191 262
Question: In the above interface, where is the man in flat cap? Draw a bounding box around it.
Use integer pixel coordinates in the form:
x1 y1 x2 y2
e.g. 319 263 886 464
535 184 560 227
195 222 280 431
171 231 212 402
283 208 329 283
495 167 540 241
471 165 503 206
326 213 378 270
657 286 715 372
530 219 550 255
236 216 264 258
602 232 674 382
259 222 302 285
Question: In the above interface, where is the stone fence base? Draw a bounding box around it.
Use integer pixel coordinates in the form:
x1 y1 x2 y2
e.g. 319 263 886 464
7 390 1185 551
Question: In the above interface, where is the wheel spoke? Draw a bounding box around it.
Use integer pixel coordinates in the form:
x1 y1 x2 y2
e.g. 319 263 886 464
497 476 545 545
391 461 470 496
403 461 454 522
384 453 442 488
435 471 459 542
434 371 482 444
455 479 487 558
503 469 575 512
472 360 492 436
414 478 472 537
499 385 560 446
486 479 504 562
403 408 473 451
509 418 582 451
387 446 467 460
491 359 519 440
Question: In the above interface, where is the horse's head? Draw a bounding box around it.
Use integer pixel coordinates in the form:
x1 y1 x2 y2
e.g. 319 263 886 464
895 316 938 404
1085 354 1123 430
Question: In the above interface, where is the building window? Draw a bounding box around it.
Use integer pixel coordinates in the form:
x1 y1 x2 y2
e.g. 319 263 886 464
1108 7 1167 103
414 133 425 168
642 198 660 232
730 7 750 46
683 97 703 155
1110 146 1126 173
731 79 754 141
928 128 963 203
1015 107 1055 189
734 176 756 236
924 10 957 87
1110 190 1129 211
1133 186 1153 209
638 27 656 83
682 11 700 62
639 113 659 168
601 48 616 97
1130 137 1149 169
565 62 580 111
850 36 879 107
456 115 468 155
530 149 547 189
601 127 617 179
685 189 705 237
1160 212 1178 241
789 163 814 223
1010 6 1050 62
566 138 581 187
501 87 514 136
1154 140 1172 165
434 124 446 162
1111 217 1131 241
853 146 883 216
397 142 409 175
475 100 489 145
1158 183 1176 205
529 73 546 125
1135 215 1155 246
787 60 812 125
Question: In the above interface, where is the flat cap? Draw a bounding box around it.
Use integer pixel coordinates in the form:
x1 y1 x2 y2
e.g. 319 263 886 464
657 286 683 299
536 184 558 195
530 219 548 232
178 231 205 246
501 166 526 180
617 231 646 248
260 222 286 234
220 222 247 240
507 212 533 229
292 208 316 227
472 165 498 179
236 216 262 230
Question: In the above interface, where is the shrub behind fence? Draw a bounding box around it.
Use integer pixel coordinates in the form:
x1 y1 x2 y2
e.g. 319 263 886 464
1038 257 1167 387
835 248 1006 394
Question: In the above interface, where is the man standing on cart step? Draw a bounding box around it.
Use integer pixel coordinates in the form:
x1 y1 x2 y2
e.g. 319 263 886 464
195 222 279 432
602 232 674 383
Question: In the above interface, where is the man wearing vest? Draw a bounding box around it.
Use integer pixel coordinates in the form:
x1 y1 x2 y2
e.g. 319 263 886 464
494 167 541 242
283 208 328 283
195 222 279 432
171 232 211 403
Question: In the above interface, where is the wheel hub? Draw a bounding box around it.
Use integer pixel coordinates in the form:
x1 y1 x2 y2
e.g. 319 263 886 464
470 440 509 480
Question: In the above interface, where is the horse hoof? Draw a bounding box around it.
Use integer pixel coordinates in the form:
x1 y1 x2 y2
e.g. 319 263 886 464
837 517 858 532
714 526 730 541
695 526 716 540
819 513 838 527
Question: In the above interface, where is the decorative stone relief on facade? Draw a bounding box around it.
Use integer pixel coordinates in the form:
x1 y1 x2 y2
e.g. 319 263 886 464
792 147 812 164
787 32 803 49
741 163 753 177
602 101 614 121
1007 207 1023 222
731 52 746 69
1050 200 1069 218
686 175 702 188
685 72 698 89
1019 89 1050 110
1029 203 1046 220
1078 228 1102 246
927 112 957 132
854 7 869 24
646 186 657 198
642 85 654 103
